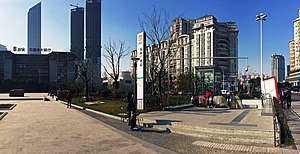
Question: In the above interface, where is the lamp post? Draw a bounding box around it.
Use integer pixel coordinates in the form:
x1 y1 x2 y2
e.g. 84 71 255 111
256 13 267 93
131 57 140 111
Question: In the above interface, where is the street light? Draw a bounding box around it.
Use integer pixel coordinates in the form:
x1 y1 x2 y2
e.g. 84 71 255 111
256 12 267 94
131 57 140 111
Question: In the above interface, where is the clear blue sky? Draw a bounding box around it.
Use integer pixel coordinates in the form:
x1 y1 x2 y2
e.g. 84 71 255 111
0 0 299 76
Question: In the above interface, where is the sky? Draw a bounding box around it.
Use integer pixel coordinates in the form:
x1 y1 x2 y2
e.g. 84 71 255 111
0 0 300 76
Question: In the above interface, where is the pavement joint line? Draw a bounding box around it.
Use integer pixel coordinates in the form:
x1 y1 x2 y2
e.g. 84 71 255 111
291 108 300 119
230 110 250 123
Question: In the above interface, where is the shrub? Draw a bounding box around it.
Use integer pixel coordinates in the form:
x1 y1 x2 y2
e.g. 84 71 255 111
252 91 261 99
273 97 293 145
112 90 122 99
100 89 112 98
145 94 161 111
239 93 253 99
166 95 191 106
57 90 69 100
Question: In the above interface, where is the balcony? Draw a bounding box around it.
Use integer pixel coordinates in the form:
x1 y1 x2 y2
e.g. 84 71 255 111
219 38 229 44
217 47 229 55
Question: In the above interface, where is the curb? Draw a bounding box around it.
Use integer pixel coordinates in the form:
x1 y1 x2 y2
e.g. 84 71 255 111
57 100 122 121
0 112 8 121
163 104 194 111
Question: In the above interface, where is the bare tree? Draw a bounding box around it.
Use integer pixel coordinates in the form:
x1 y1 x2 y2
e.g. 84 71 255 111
103 40 129 89
76 61 93 101
139 6 176 104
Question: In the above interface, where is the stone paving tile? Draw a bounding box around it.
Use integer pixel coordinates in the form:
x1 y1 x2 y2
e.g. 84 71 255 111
253 146 268 153
282 148 299 154
268 147 283 154
192 140 294 153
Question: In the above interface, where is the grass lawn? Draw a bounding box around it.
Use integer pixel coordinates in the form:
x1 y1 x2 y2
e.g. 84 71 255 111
70 98 127 117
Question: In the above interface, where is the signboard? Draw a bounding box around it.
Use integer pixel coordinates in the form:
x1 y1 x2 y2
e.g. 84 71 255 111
13 46 25 52
136 32 146 110
261 76 279 99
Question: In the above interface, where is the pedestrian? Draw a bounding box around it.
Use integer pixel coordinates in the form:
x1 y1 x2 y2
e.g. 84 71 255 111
209 90 214 107
66 91 73 109
206 89 213 108
280 89 286 109
127 92 134 126
286 88 292 109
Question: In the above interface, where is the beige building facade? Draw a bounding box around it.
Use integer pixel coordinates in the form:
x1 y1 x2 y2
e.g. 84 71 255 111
286 9 300 86
131 15 239 81
290 9 300 71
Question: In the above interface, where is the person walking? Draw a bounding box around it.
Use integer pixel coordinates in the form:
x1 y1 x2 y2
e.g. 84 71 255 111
280 89 286 109
66 91 73 109
286 88 292 109
126 92 134 126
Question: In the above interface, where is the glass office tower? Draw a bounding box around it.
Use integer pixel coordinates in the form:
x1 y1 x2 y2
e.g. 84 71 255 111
27 2 41 54
71 7 84 60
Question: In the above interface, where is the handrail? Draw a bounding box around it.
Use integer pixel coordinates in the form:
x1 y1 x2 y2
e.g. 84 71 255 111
272 97 281 147
262 93 280 146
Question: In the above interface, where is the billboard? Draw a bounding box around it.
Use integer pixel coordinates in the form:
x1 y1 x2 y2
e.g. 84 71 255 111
136 32 146 110
261 76 279 99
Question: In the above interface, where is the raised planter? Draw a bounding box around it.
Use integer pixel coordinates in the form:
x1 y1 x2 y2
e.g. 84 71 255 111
0 104 16 110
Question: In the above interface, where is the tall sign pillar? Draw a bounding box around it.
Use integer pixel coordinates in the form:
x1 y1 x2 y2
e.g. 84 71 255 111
136 32 146 111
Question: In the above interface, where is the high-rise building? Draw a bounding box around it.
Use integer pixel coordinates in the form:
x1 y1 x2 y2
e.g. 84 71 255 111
169 16 238 77
290 9 300 71
0 44 7 51
86 0 102 86
27 2 41 54
70 6 84 60
271 54 285 83
131 15 239 93
86 0 101 64
287 9 300 86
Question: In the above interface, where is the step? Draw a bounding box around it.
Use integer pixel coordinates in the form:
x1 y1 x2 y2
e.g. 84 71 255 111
140 118 273 137
157 125 275 146
140 118 276 146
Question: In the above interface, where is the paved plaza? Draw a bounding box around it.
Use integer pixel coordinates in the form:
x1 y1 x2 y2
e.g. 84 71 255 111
141 107 273 132
0 93 173 154
1 93 300 153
